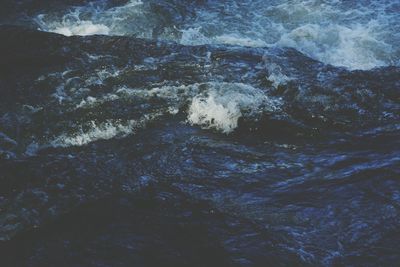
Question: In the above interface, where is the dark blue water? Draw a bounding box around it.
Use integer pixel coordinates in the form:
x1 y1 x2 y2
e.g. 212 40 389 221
0 1 399 266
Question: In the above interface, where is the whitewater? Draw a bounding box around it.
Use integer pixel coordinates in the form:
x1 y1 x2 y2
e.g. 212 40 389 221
0 1 399 266
34 0 400 70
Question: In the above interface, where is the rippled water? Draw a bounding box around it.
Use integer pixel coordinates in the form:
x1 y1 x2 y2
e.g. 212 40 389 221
0 1 399 266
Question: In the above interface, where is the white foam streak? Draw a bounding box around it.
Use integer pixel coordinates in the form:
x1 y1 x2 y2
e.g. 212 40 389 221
52 120 136 147
52 21 110 36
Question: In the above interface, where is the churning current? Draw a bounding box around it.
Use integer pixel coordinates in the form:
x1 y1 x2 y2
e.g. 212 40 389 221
34 0 400 70
0 0 399 266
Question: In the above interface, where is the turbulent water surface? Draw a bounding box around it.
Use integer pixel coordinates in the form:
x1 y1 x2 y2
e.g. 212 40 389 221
0 1 399 266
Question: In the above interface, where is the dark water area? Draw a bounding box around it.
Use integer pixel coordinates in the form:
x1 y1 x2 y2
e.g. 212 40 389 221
1 1 400 266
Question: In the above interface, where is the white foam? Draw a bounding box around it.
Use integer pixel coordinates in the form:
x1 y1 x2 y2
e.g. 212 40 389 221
52 120 136 147
188 94 240 133
277 22 390 70
52 21 110 36
187 83 281 133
